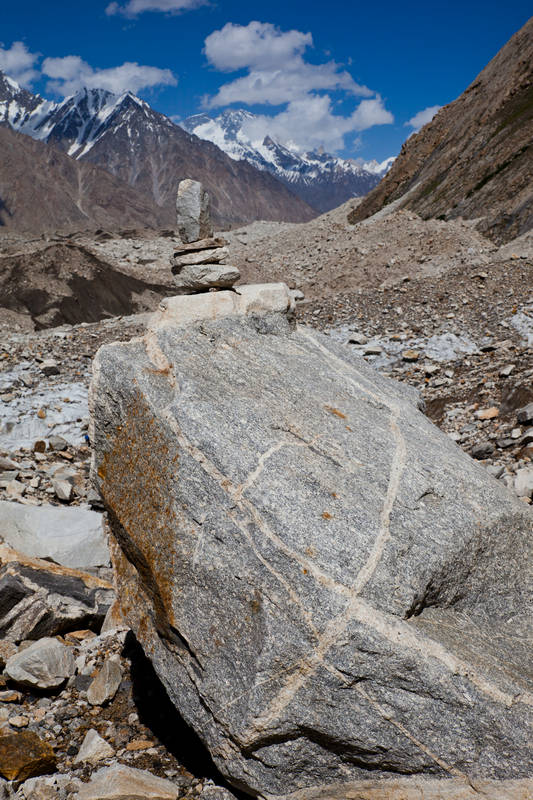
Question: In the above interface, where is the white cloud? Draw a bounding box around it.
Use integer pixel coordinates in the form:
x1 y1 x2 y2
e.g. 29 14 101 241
204 21 313 72
204 22 371 105
106 0 206 16
0 41 40 87
42 55 177 97
241 95 393 154
202 21 393 153
405 105 441 132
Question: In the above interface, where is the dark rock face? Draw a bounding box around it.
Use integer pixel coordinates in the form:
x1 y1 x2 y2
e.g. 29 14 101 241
90 308 532 798
348 18 533 243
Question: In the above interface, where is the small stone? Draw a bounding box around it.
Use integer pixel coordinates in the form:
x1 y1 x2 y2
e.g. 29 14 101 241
48 435 68 451
517 403 533 425
76 764 179 800
347 333 368 345
424 364 439 375
125 739 155 751
37 408 46 419
402 349 420 362
75 729 115 765
514 468 533 499
511 428 522 439
172 237 228 257
0 730 56 781
87 658 123 706
53 480 72 502
470 442 494 459
0 456 18 470
364 344 382 356
40 360 60 376
475 407 499 420
9 715 28 729
5 638 75 690
33 440 46 453
6 480 25 498
0 690 22 703
172 246 229 268
499 364 515 377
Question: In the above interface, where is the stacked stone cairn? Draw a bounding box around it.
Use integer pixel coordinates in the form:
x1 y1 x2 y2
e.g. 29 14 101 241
171 179 240 293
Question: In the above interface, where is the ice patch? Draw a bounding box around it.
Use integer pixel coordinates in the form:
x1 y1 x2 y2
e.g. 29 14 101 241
509 304 533 347
0 380 88 451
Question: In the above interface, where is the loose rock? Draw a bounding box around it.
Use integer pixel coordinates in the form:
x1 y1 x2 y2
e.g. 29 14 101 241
87 657 122 706
74 729 114 765
76 764 179 800
0 731 56 781
5 637 75 690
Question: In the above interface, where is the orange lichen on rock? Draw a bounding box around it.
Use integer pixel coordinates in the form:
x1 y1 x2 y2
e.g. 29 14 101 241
96 393 182 639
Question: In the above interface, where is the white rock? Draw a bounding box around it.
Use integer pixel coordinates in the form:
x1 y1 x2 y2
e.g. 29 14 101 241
76 764 179 800
53 479 72 502
514 467 533 498
75 729 115 764
5 638 75 690
0 500 109 568
150 283 293 331
87 657 123 706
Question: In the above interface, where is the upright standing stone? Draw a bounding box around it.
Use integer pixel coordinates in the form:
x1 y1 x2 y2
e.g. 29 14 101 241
176 180 213 243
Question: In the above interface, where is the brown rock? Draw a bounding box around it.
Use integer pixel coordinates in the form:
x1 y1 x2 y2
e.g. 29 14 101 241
0 730 56 781
476 407 499 420
402 349 420 362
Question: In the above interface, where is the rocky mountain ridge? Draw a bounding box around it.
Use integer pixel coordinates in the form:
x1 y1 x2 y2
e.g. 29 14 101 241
181 109 393 213
348 16 533 242
0 73 316 230
0 124 166 233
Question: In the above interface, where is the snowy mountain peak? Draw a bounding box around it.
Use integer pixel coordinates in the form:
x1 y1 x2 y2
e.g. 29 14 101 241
181 109 394 213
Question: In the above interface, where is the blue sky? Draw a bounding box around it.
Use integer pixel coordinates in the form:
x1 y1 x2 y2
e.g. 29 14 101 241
0 1 531 161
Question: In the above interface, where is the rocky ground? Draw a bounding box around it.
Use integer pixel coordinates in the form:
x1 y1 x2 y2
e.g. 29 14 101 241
0 202 532 797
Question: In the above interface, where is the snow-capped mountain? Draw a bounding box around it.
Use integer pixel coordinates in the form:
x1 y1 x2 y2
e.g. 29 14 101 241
0 72 315 228
181 110 394 213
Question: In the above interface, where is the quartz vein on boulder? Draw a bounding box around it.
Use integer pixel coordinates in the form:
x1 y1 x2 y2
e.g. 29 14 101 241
89 303 533 798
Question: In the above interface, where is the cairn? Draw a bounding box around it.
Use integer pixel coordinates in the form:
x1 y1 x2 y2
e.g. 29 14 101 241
173 179 240 293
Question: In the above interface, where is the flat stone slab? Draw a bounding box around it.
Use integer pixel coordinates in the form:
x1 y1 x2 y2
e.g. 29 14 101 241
77 764 179 800
171 246 229 268
171 263 239 292
149 283 293 331
90 310 533 797
0 500 109 568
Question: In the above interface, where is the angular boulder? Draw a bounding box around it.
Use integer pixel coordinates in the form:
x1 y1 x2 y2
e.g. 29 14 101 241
0 501 109 569
176 179 212 244
90 290 533 799
0 544 114 642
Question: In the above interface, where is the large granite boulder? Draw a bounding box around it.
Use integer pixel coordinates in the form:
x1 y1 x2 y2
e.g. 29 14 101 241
89 287 532 799
176 179 212 244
